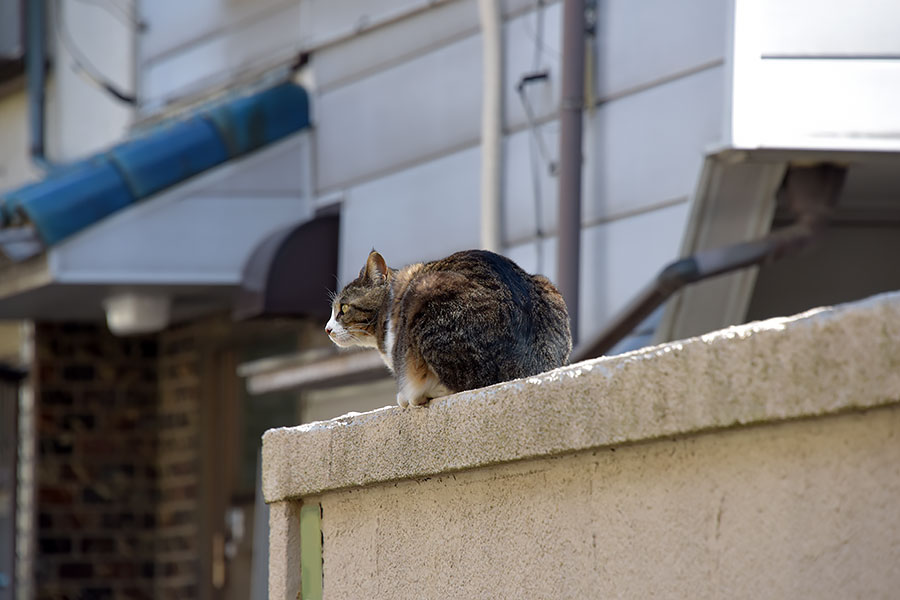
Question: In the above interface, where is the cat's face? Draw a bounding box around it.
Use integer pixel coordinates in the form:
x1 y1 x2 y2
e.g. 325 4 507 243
325 251 391 349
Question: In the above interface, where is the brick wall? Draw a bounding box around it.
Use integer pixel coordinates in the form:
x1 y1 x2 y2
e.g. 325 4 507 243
34 323 159 600
154 325 203 600
32 317 294 599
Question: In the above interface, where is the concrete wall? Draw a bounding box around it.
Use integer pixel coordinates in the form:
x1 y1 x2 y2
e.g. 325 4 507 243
263 290 900 599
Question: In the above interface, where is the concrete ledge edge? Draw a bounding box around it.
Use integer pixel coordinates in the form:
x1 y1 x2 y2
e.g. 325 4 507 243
263 290 900 502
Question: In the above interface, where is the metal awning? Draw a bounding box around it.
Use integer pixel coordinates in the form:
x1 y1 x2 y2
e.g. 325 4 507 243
0 81 310 259
235 214 339 321
0 81 318 328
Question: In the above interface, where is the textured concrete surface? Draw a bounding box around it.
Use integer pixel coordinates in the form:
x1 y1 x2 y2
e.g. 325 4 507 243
267 501 301 600
319 405 900 599
263 291 900 502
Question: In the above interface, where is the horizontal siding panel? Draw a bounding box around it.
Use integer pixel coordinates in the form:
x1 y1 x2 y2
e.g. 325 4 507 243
759 0 900 56
338 147 481 284
505 202 689 342
504 65 724 245
331 62 722 264
140 3 303 109
201 132 312 197
316 33 482 192
313 0 543 91
297 0 449 50
583 65 725 226
140 0 297 62
595 0 728 98
316 0 726 191
502 123 559 245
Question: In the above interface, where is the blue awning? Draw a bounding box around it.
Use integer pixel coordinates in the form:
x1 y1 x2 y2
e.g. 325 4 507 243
0 81 310 259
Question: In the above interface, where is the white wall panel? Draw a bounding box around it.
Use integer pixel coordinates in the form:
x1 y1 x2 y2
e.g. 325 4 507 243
139 3 302 110
316 0 727 191
313 0 541 92
759 0 900 56
338 146 481 284
140 0 295 62
316 34 482 192
53 1 135 160
506 202 689 342
595 0 728 98
502 122 559 245
297 0 444 50
52 194 313 284
583 65 725 226
503 66 724 246
313 0 481 92
578 202 689 341
202 133 313 197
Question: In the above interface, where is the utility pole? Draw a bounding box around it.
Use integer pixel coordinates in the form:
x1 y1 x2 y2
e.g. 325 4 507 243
556 0 586 345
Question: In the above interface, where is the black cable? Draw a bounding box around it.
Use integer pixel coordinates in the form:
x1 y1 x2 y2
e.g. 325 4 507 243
53 0 137 105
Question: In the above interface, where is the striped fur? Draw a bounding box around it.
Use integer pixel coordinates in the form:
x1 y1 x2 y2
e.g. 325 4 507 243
327 249 572 407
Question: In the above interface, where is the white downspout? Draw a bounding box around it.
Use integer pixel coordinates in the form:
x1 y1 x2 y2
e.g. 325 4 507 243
479 0 503 252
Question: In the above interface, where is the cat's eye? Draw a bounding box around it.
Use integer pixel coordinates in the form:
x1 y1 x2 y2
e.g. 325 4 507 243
340 304 350 314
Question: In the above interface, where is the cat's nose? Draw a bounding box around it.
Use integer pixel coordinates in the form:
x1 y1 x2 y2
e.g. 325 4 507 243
325 325 333 335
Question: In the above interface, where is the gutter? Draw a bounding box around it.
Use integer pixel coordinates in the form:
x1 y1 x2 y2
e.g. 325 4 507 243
25 0 52 170
557 0 587 344
478 0 503 251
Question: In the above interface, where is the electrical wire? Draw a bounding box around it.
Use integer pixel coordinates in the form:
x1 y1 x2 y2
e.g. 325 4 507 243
517 0 558 272
53 0 137 105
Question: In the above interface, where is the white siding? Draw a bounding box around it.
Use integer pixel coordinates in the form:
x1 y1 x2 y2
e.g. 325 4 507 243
507 202 690 341
323 0 730 345
51 1 135 160
315 0 728 191
310 0 538 91
582 65 725 227
504 65 725 245
315 33 481 192
139 1 303 111
338 147 481 284
596 0 728 97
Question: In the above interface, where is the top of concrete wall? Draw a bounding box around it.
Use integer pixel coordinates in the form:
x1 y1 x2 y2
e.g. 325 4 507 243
263 290 900 502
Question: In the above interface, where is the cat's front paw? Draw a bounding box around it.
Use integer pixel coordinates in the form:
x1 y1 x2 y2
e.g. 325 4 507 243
397 390 430 407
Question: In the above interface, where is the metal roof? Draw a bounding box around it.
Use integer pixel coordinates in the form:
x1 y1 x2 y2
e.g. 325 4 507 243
0 81 310 259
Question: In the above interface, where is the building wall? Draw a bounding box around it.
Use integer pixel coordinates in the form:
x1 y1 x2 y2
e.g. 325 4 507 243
309 0 729 341
31 321 212 600
155 326 205 600
30 315 319 600
34 323 159 600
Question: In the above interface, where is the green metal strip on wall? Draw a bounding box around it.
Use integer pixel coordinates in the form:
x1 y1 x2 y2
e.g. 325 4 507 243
300 502 323 599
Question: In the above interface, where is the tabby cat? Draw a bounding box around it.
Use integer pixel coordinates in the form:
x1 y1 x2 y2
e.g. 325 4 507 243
326 249 572 407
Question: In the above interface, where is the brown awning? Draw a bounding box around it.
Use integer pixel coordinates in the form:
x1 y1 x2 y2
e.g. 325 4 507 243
234 214 339 321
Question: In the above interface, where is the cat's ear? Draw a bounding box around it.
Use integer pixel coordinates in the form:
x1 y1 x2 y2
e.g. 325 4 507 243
360 250 390 283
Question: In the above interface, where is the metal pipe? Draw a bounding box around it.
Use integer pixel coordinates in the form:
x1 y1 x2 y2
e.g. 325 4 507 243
556 0 586 344
478 0 503 252
25 0 52 170
571 164 847 362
